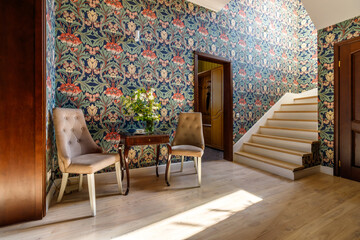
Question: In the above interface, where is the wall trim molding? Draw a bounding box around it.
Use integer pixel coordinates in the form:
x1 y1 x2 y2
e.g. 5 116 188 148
320 165 334 176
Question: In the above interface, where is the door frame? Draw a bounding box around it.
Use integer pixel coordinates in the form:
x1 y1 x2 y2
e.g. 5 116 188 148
334 36 360 176
194 51 233 161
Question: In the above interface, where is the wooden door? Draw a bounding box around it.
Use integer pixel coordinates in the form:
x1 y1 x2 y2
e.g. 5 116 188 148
210 67 224 150
338 40 360 182
0 0 46 225
199 72 212 145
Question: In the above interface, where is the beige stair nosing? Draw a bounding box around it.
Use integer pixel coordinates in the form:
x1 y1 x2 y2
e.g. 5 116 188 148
260 126 320 133
267 118 317 122
235 151 304 171
252 133 317 144
274 110 317 113
243 142 311 156
293 96 318 101
281 103 318 106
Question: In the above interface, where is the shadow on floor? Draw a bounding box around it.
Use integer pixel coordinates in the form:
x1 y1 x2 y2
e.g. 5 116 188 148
202 147 223 161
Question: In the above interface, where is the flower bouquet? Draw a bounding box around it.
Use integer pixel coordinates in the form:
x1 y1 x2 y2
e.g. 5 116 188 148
123 88 160 133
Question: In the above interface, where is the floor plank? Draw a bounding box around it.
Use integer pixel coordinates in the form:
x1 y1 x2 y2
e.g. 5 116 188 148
1 160 360 240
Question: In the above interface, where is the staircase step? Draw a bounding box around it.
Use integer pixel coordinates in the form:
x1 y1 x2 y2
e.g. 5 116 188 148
252 133 315 152
243 142 309 165
267 118 318 129
293 96 318 103
281 103 317 111
235 151 304 171
273 111 317 120
259 126 318 140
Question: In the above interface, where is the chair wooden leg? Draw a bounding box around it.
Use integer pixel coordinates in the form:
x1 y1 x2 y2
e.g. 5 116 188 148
115 161 123 194
79 174 83 192
57 173 69 203
167 156 171 182
197 157 202 186
194 156 198 173
87 173 96 216
180 156 184 172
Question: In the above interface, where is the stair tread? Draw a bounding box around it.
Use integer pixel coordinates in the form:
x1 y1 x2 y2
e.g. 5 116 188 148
252 133 317 144
235 151 304 171
282 103 317 106
260 126 320 133
244 142 311 156
294 96 318 101
267 118 317 122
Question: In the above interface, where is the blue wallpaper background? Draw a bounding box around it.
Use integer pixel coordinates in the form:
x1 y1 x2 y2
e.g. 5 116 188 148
46 0 317 177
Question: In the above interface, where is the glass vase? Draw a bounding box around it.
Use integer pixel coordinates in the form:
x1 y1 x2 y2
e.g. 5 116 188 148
145 120 155 133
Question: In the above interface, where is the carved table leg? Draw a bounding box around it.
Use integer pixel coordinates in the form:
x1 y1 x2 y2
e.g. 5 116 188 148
156 144 160 177
165 143 172 186
124 145 131 195
119 145 124 181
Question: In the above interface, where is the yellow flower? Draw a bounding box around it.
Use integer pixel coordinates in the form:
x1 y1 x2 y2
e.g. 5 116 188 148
326 149 334 160
128 64 136 75
88 10 98 22
161 69 167 79
87 104 98 116
325 33 335 44
128 149 136 159
87 57 98 70
128 21 136 32
161 108 167 117
326 111 334 122
161 146 167 156
161 30 168 40
325 72 334 82
188 3 194 11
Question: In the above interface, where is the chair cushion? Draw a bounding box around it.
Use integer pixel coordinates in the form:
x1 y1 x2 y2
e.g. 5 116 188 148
66 153 120 174
171 145 204 157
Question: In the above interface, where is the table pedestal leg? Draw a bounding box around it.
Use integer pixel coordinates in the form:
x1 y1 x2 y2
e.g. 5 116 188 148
156 144 160 177
165 143 172 186
124 146 130 195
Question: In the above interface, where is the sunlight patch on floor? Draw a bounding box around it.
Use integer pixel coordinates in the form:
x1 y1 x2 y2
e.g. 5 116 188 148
113 190 262 240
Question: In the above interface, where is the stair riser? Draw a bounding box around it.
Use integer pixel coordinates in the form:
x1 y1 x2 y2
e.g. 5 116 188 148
251 136 312 152
293 97 318 104
260 128 318 140
266 120 318 130
243 145 303 165
273 112 317 120
234 154 296 180
281 105 317 111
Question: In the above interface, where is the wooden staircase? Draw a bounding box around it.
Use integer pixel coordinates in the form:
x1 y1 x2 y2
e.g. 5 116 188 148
234 95 320 180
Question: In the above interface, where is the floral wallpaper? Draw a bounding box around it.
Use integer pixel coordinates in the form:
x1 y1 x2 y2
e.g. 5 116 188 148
53 0 317 176
46 0 56 190
318 15 360 168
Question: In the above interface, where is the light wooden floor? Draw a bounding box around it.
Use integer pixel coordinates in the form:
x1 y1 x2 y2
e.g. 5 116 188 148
1 160 360 240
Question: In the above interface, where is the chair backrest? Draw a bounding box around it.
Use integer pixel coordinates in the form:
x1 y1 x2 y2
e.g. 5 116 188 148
172 112 205 150
53 108 102 172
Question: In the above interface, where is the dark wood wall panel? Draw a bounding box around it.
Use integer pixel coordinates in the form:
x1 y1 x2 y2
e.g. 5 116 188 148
0 0 45 226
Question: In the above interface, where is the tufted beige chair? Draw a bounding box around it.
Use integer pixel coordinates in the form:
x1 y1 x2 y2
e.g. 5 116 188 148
169 112 205 186
53 108 122 216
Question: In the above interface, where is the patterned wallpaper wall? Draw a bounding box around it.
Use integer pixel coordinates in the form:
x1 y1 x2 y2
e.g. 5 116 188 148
52 0 317 176
318 15 360 168
46 0 56 190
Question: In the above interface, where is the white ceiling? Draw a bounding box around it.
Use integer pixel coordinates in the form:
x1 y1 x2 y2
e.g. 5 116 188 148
187 0 231 12
189 0 360 29
301 0 360 30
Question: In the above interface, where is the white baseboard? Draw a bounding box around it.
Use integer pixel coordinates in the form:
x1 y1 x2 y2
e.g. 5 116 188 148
320 165 334 176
